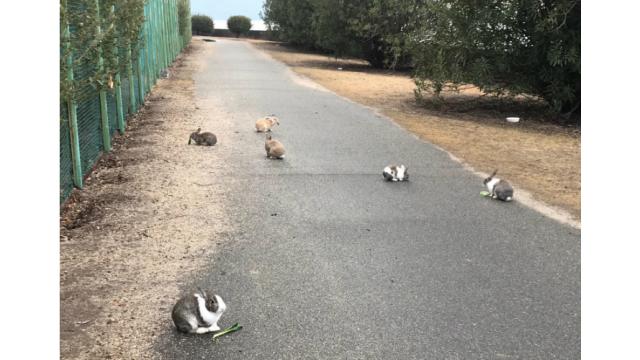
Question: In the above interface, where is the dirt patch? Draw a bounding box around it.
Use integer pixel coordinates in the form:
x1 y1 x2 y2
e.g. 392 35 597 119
60 39 233 359
251 40 581 223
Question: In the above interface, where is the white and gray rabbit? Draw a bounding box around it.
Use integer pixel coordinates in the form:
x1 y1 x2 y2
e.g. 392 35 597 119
483 169 514 201
383 165 409 182
171 288 227 334
189 128 217 146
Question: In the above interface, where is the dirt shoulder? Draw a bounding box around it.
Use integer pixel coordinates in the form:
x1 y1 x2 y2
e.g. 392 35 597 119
60 39 231 359
250 40 581 224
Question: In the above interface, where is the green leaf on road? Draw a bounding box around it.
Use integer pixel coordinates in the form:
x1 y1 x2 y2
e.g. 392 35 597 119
212 323 243 341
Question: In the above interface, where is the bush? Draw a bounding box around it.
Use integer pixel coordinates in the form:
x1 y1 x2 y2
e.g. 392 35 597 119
409 0 580 116
261 0 316 47
191 14 214 35
261 0 414 68
227 15 252 37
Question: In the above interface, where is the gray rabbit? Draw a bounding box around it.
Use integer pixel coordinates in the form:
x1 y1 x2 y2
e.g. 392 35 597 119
483 169 514 201
171 288 227 334
189 128 217 146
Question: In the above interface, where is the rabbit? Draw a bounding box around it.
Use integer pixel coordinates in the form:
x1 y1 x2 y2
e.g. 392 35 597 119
189 128 217 146
255 115 280 132
383 165 409 182
265 133 286 159
483 169 514 201
171 288 227 334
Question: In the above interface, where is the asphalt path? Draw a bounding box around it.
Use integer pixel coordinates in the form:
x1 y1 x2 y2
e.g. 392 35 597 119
156 39 580 359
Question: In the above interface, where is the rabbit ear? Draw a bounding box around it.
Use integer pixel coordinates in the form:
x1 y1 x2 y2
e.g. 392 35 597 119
196 287 205 297
196 128 201 133
490 169 498 178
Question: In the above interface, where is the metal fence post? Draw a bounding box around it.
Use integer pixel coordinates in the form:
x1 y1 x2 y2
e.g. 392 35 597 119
111 5 125 133
64 20 83 189
151 0 159 79
145 1 154 88
127 45 137 112
95 0 111 152
137 44 145 104
166 0 172 59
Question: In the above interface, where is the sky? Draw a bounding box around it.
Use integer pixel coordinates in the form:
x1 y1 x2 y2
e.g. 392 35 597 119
190 0 267 30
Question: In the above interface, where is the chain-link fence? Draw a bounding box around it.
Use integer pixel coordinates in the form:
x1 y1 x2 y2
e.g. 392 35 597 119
60 0 191 203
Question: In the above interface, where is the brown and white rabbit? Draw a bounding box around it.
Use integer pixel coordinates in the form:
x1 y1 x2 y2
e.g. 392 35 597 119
383 165 409 182
255 115 280 132
265 133 286 159
483 169 514 201
171 288 227 334
189 128 217 146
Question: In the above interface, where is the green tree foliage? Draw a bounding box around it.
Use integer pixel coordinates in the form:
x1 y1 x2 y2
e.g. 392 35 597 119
61 0 145 100
311 0 362 58
409 0 580 114
262 0 419 67
227 15 252 37
260 0 580 116
179 0 193 45
191 14 214 35
346 0 422 68
261 0 315 46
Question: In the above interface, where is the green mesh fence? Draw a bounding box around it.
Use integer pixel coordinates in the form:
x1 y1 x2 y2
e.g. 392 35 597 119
76 93 104 177
120 75 131 115
119 46 131 115
60 0 191 203
107 90 118 135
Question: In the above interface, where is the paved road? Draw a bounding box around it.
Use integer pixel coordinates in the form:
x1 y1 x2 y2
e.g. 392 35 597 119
156 39 580 359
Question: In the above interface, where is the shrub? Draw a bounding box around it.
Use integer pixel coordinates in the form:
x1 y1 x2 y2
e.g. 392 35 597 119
261 0 316 47
409 0 580 116
262 0 414 68
191 14 214 35
227 15 252 37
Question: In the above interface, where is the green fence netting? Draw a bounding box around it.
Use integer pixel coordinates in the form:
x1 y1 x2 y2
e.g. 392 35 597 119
60 0 191 203
107 90 118 135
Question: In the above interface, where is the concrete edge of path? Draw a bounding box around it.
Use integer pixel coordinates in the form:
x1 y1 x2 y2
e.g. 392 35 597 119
246 40 581 230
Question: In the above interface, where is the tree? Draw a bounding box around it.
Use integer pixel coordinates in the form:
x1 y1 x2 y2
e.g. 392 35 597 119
260 0 581 117
348 0 422 69
227 15 252 37
261 0 417 68
261 0 316 47
310 0 363 59
191 14 214 35
408 0 580 116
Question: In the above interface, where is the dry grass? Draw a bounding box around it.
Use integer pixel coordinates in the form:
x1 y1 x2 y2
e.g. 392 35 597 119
251 40 581 222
